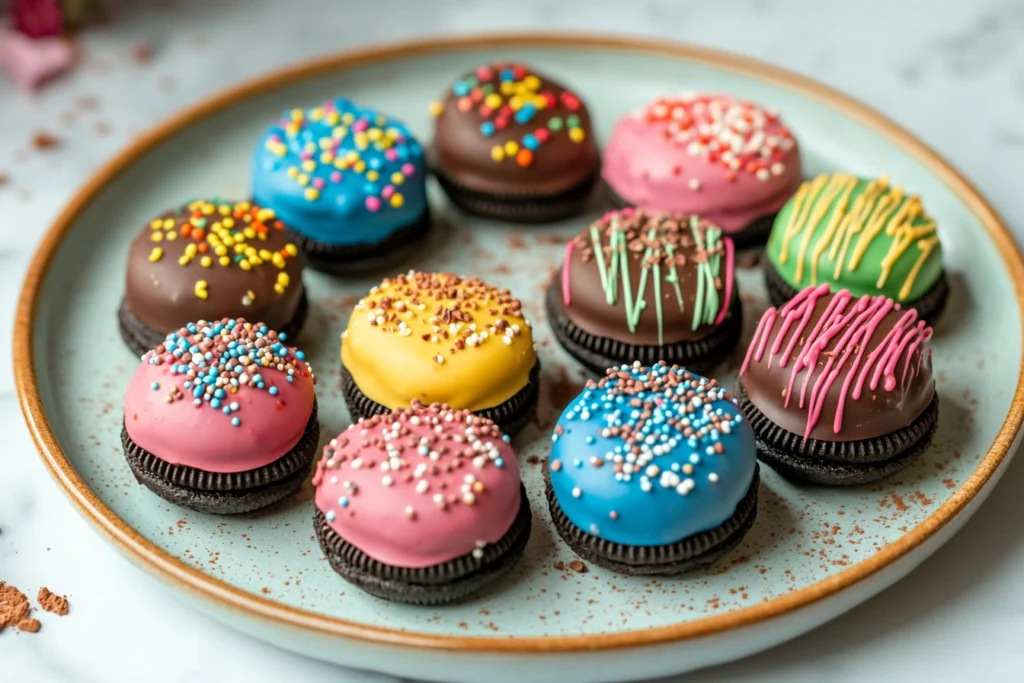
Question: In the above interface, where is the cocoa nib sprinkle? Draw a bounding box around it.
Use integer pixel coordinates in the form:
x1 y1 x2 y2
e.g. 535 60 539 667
355 272 530 358
572 207 724 269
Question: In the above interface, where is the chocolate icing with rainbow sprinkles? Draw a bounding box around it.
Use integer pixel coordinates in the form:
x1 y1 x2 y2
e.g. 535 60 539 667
429 62 600 222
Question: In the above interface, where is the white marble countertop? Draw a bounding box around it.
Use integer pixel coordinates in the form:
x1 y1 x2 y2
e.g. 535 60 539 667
3 1 1024 681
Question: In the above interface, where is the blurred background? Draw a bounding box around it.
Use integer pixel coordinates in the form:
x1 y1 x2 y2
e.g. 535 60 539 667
2 1 1023 682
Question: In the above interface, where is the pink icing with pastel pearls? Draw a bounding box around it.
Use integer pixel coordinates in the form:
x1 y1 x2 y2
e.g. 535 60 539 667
313 402 523 568
602 93 803 232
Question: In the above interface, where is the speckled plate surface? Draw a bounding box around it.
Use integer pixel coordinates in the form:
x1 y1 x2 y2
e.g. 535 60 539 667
15 36 1024 683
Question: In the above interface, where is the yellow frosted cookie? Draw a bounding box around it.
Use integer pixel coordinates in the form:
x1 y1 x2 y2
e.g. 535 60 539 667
341 271 539 436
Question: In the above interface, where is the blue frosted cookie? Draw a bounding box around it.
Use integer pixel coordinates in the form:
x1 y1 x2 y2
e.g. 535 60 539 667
545 361 759 575
252 98 430 274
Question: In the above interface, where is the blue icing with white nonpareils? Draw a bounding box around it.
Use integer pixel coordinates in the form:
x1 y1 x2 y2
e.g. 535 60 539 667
548 362 757 546
252 98 428 246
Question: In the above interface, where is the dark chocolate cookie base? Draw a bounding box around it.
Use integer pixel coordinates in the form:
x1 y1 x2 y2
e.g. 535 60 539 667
603 182 775 251
735 384 939 486
287 209 432 277
434 169 599 224
314 485 532 605
121 403 320 514
545 465 759 576
762 258 949 326
117 288 310 358
340 361 540 438
544 278 743 377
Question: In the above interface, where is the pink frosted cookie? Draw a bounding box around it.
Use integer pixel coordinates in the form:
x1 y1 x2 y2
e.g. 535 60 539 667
602 93 802 248
121 318 319 514
312 401 532 604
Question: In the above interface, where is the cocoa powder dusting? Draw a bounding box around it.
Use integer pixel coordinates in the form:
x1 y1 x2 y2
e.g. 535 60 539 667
131 43 155 63
567 560 588 573
32 132 61 150
37 587 69 616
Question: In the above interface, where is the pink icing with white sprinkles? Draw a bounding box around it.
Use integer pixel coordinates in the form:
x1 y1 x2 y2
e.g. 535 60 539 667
312 402 523 568
643 93 796 181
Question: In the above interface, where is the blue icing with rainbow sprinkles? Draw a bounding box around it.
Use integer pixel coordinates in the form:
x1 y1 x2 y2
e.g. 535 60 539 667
548 362 757 547
252 98 428 246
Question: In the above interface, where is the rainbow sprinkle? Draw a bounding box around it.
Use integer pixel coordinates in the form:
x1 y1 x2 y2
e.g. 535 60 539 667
262 99 421 213
146 319 313 427
146 200 299 301
430 63 587 168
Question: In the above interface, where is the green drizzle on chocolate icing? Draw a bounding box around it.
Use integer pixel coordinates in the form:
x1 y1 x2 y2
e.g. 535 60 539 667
576 209 730 346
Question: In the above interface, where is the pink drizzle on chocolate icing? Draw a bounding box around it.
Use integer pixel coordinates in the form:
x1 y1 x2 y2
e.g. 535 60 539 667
562 239 574 306
740 284 934 439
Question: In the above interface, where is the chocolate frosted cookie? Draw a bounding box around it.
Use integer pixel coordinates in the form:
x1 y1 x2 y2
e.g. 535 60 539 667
121 319 320 514
737 284 939 485
545 362 759 575
429 62 600 223
546 208 742 376
764 173 948 323
312 402 532 604
119 199 307 357
340 271 539 437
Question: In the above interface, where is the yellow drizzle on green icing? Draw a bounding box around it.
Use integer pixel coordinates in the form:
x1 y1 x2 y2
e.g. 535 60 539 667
770 173 941 302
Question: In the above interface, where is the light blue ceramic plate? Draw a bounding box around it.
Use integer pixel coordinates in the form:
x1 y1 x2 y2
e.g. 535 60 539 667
16 35 1024 683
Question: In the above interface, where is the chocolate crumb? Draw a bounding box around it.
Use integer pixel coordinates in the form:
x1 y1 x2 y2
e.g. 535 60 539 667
567 560 588 573
0 173 8 187
131 43 154 63
526 454 542 465
37 588 69 616
0 582 34 634
76 95 99 111
32 132 61 150
736 250 762 269
17 618 40 633
553 561 565 571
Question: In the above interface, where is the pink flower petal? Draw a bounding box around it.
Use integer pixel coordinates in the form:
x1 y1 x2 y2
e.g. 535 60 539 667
0 28 76 92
